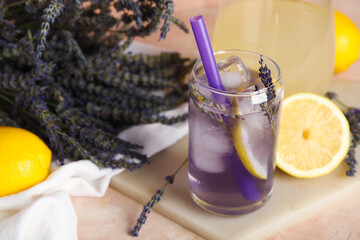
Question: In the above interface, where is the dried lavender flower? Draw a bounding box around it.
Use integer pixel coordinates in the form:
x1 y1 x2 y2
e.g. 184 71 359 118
37 0 65 58
131 188 164 237
258 55 278 130
61 30 86 65
259 55 276 101
326 92 360 176
115 0 142 28
325 91 338 100
131 158 188 237
159 0 174 41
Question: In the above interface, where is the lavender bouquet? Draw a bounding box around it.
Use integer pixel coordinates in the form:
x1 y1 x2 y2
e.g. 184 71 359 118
0 0 192 170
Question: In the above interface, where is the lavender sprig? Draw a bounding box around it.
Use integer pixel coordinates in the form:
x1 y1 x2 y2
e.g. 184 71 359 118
115 0 142 28
61 30 86 65
131 158 189 237
131 188 164 237
326 92 360 176
159 0 174 41
37 0 65 58
259 56 276 100
258 55 277 126
72 0 83 19
344 108 359 176
171 16 188 34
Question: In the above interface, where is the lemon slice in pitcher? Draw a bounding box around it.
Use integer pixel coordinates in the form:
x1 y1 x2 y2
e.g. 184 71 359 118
277 93 350 178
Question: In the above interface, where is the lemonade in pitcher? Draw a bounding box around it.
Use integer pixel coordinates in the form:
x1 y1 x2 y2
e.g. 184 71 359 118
212 0 334 96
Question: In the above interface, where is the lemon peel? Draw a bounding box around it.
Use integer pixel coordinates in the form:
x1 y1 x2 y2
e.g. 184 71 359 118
0 127 51 196
334 10 360 74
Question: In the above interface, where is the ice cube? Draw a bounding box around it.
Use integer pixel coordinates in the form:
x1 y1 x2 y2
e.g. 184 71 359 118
242 112 269 131
201 131 231 153
191 115 232 153
189 101 230 173
236 96 262 115
191 144 226 173
217 55 252 92
220 71 246 91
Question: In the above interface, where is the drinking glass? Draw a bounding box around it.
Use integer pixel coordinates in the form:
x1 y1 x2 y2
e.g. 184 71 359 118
212 0 334 97
188 50 283 216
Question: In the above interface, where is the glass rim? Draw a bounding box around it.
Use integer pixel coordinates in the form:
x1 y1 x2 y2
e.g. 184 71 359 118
191 49 282 97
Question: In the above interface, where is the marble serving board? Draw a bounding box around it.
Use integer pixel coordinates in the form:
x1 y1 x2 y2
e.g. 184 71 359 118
111 80 360 240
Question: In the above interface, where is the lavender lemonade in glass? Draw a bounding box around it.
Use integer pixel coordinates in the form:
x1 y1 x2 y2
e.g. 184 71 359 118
188 50 283 216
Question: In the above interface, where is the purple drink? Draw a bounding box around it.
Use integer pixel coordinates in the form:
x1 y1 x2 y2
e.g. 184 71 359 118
188 50 283 216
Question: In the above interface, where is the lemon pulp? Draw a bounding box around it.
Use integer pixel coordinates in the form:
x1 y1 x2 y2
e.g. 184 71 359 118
276 93 350 178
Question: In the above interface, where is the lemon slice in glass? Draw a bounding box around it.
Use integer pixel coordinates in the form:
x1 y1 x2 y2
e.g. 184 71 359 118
277 93 350 178
232 119 269 180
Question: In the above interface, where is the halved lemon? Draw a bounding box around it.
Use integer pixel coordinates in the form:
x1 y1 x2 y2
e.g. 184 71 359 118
276 93 350 178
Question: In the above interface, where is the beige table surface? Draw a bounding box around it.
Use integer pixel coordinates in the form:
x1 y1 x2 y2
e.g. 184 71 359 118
72 1 360 239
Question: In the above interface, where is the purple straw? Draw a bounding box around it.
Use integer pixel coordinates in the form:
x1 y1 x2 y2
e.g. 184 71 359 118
190 15 259 201
190 16 224 90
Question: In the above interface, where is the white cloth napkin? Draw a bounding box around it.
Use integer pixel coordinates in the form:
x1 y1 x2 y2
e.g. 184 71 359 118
0 100 188 240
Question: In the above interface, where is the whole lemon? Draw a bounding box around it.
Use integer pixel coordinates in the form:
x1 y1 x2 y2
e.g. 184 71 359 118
334 10 360 74
0 127 51 197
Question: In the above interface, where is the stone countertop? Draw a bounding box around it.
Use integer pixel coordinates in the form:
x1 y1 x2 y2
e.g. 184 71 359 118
72 1 360 239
